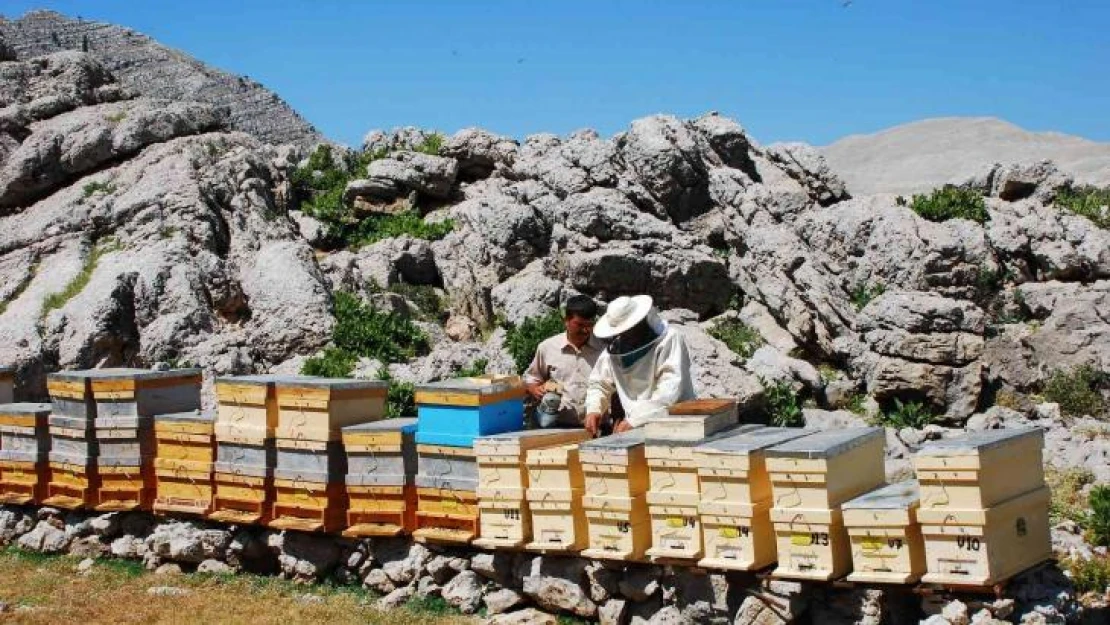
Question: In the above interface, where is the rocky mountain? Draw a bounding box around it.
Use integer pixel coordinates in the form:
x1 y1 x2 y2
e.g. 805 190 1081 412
0 10 321 146
821 117 1110 196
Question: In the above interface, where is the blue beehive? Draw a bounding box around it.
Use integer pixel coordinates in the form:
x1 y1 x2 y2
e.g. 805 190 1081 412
414 376 526 447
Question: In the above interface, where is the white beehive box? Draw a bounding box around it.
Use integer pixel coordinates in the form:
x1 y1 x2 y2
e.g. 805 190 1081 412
643 399 738 442
914 427 1045 511
766 427 886 510
843 480 927 584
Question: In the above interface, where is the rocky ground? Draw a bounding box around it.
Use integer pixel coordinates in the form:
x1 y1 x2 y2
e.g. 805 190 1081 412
0 15 1108 624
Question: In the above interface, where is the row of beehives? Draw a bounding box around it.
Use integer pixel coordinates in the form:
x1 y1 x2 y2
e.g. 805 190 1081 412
0 367 1052 587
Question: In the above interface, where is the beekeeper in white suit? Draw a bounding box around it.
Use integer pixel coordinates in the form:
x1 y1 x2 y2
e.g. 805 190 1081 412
584 295 696 436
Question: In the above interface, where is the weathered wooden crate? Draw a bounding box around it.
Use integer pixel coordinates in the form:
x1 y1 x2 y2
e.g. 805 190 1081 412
580 429 648 499
475 428 589 500
413 487 480 544
214 440 276 477
0 366 13 403
45 371 96 421
914 427 1045 511
0 460 46 504
415 376 526 447
644 398 738 442
0 402 51 429
274 377 388 442
919 486 1052 586
215 375 285 441
581 494 651 561
154 412 215 472
270 479 348 532
344 485 416 537
82 368 201 422
0 403 52 460
274 440 346 484
526 488 588 552
210 472 271 524
343 418 418 485
770 506 852 581
47 435 97 465
646 424 763 508
96 427 154 466
843 480 927 584
96 462 153 511
698 500 777 571
474 497 531 549
154 465 213 516
766 427 886 510
44 461 98 508
526 444 585 493
418 444 479 492
694 427 814 508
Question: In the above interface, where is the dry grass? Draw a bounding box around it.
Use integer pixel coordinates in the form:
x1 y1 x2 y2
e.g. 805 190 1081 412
0 548 473 625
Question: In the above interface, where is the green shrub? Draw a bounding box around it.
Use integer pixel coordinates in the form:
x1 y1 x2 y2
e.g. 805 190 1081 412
1055 185 1110 229
1046 467 1095 525
376 368 416 418
708 318 765 360
413 133 445 156
504 309 565 374
301 347 359 378
301 292 429 378
329 211 454 248
455 358 489 378
910 186 989 224
850 282 885 311
1089 485 1110 548
1065 555 1110 596
41 238 121 319
760 378 803 427
388 282 443 319
842 392 868 416
1043 365 1108 418
874 398 937 430
82 180 116 198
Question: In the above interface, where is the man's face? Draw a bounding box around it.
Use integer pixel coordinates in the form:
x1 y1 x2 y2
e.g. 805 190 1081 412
565 313 594 346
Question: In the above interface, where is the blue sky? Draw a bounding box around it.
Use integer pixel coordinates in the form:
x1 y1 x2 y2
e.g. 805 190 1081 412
3 1 1108 147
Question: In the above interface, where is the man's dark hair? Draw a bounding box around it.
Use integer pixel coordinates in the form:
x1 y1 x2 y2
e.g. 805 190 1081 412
564 295 598 320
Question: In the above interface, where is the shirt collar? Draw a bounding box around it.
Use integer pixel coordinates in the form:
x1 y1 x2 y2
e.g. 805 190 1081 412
561 333 603 354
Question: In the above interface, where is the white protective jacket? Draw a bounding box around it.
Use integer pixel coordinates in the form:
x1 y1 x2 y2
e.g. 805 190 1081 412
584 319 696 428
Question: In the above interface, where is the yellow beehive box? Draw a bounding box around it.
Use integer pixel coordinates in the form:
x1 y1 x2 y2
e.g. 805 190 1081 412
43 462 97 509
581 494 651 561
644 399 738 442
154 466 213 516
0 460 46 504
84 368 202 416
646 424 763 508
526 443 584 492
475 428 590 499
698 500 777 571
914 427 1045 511
413 487 479 544
646 503 702 560
0 366 13 403
918 486 1051 586
154 411 215 472
474 498 531 549
215 375 286 441
695 427 814 509
344 485 416 537
210 472 271 524
526 488 588 552
96 464 153 511
766 427 885 510
770 506 852 581
270 479 347 532
274 378 388 442
843 480 927 584
580 429 648 499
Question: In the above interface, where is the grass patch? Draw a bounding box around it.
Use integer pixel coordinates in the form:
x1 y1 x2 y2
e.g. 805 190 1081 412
850 282 886 311
504 309 565 374
1054 185 1110 229
1065 555 1110 596
388 282 444 320
760 378 803 427
104 111 127 123
82 180 117 198
301 291 429 378
909 185 989 224
1089 485 1110 548
413 133 445 156
872 398 938 430
708 318 765 361
841 392 868 416
40 238 121 320
1043 365 1108 418
1046 466 1095 525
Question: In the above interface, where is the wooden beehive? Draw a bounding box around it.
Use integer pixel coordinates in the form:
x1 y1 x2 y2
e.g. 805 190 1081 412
580 429 649 499
914 427 1045 511
699 500 777 571
0 366 13 403
345 485 417 537
644 398 738 442
418 444 479 492
770 506 852 581
210 471 271 524
154 411 215 516
695 427 815 513
580 430 650 561
918 486 1052 587
413 487 479 544
525 444 588 552
343 418 418 537
766 427 886 510
581 493 652 561
215 375 284 441
84 368 202 423
844 480 927 584
0 403 51 504
96 460 153 511
44 460 98 509
270 478 348 532
415 375 526 447
274 377 388 442
46 371 96 421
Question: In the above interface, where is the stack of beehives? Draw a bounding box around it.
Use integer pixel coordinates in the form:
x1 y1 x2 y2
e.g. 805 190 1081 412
0 366 13 403
692 427 814 570
642 399 753 561
412 375 525 544
524 442 589 552
473 428 589 549
579 429 651 561
210 375 281 524
89 369 202 511
342 418 418 537
270 378 387 532
766 427 886 581
153 410 216 516
913 427 1051 586
0 403 51 504
44 371 100 508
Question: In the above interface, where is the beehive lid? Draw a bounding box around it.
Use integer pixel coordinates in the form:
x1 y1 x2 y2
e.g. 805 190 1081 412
916 427 1043 456
580 428 645 451
667 399 737 416
695 427 815 455
0 403 52 416
415 375 522 395
273 377 388 390
54 368 202 381
646 423 763 448
343 418 417 433
154 410 215 423
766 427 883 459
215 374 302 386
843 480 920 510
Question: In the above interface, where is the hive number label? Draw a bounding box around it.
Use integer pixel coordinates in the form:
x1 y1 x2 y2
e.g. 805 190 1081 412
720 526 750 539
956 536 981 551
502 509 521 520
792 532 829 547
667 516 697 529
617 521 631 533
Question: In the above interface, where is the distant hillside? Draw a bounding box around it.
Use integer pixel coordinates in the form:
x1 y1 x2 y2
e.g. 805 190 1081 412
0 10 322 147
821 117 1110 196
